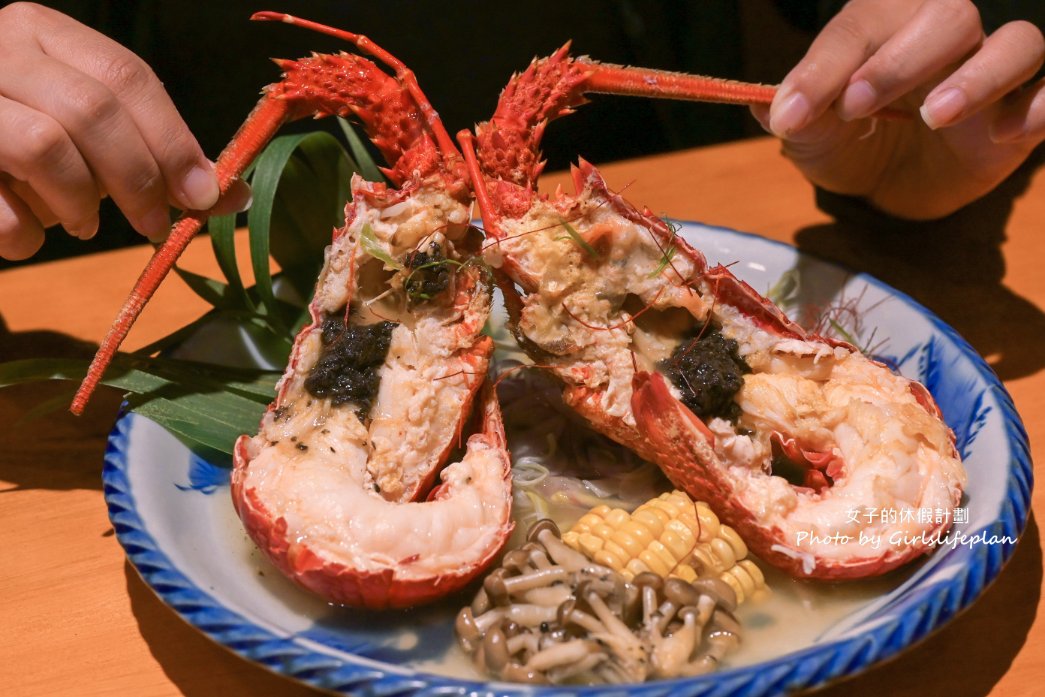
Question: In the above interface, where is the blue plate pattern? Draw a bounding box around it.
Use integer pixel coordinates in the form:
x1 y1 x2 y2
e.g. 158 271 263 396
103 222 1032 697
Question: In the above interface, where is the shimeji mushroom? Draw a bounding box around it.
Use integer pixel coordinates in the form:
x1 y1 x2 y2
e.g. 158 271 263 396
455 519 743 684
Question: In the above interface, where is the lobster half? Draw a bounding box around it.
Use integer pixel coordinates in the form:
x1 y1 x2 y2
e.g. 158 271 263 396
83 13 513 608
459 47 966 580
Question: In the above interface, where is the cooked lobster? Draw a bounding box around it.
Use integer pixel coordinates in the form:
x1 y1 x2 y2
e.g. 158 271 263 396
459 46 965 580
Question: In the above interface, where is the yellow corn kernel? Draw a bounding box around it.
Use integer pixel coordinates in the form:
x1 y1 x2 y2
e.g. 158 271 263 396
601 539 630 565
618 520 655 550
594 547 625 571
719 524 749 560
624 558 649 580
695 502 720 542
632 509 667 538
709 537 737 571
570 510 606 535
603 507 631 528
688 546 717 575
562 490 769 606
638 549 671 576
661 519 697 559
647 499 684 520
610 529 645 560
737 559 768 601
576 533 605 558
739 559 765 586
720 568 746 603
647 540 678 571
672 563 698 583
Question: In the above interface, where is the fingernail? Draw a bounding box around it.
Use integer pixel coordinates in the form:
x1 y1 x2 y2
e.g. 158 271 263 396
180 163 220 211
237 183 254 213
921 88 967 130
989 114 1026 143
71 215 99 241
770 90 811 137
749 104 772 134
140 207 172 243
838 80 878 121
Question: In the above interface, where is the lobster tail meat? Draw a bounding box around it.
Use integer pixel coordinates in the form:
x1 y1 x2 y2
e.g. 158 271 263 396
232 165 512 607
464 51 963 580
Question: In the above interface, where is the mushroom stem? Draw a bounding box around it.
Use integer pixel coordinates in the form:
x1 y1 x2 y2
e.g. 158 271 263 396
504 566 570 593
536 528 595 571
586 592 635 642
473 608 506 633
506 603 559 627
641 585 659 626
525 639 600 672
558 603 607 635
546 652 605 683
507 632 540 657
650 610 699 678
652 600 679 635
527 547 554 571
524 584 573 607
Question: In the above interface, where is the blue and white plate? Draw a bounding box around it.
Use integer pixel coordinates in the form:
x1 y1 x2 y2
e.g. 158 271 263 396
103 221 1032 697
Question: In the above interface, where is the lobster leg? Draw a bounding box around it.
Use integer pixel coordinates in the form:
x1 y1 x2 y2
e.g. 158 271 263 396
71 14 464 415
70 97 291 415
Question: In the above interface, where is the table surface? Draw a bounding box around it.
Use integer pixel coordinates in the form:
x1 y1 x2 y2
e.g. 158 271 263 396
1 136 1041 696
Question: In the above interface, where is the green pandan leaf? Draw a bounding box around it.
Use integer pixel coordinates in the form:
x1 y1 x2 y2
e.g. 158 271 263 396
248 134 316 328
173 267 236 309
207 212 255 311
338 117 385 183
0 357 278 455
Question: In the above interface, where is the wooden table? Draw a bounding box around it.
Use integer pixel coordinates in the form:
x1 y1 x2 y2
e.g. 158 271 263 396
1 136 1041 696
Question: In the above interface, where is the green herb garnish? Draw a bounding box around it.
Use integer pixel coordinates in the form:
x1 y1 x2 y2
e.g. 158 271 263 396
360 223 405 271
559 218 600 259
648 218 680 277
648 245 677 278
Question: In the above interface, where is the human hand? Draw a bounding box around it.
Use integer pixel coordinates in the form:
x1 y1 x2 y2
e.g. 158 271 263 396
752 0 1045 220
0 3 249 260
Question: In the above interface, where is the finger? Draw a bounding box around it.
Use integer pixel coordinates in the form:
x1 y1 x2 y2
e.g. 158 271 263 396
19 3 219 211
0 179 44 260
837 0 984 121
769 0 914 136
990 78 1045 143
3 176 58 228
0 96 100 238
921 21 1045 129
0 54 170 238
209 178 253 217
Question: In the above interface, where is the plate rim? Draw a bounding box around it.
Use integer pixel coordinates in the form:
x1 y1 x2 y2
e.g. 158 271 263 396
103 220 1033 697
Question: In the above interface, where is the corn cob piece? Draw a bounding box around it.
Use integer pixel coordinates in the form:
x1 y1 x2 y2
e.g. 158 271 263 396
562 490 769 604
